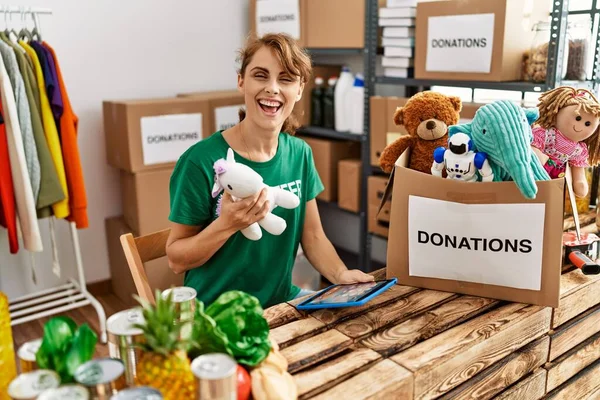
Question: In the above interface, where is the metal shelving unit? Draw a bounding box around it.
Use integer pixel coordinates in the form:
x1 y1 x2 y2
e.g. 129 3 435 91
296 126 365 142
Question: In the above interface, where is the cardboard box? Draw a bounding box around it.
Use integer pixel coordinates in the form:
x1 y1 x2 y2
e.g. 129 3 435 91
381 150 564 307
298 136 360 202
415 0 548 82
338 159 361 212
121 168 173 236
105 216 182 307
370 96 409 166
249 0 307 47
305 0 365 48
103 97 210 173
459 102 485 123
369 176 391 237
176 90 245 132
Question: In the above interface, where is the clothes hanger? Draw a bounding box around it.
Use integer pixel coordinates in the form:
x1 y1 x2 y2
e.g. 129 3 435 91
17 7 33 42
31 8 42 41
5 7 20 43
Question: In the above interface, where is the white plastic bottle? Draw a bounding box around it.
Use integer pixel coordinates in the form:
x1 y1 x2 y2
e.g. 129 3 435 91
348 73 365 134
334 66 354 132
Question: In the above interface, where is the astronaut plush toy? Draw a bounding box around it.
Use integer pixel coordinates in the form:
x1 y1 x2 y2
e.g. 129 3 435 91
431 132 494 182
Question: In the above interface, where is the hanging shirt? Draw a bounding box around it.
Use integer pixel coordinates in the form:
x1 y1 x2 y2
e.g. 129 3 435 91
2 35 64 219
31 41 63 137
20 40 70 219
0 52 43 252
0 40 41 204
0 104 18 253
44 42 88 229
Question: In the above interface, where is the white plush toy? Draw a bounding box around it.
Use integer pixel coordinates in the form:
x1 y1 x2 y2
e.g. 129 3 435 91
431 132 494 182
212 148 300 240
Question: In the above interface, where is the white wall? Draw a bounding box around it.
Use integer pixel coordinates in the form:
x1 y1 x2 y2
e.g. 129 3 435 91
0 0 250 298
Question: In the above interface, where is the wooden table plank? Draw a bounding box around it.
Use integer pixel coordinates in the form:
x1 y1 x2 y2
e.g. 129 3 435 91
546 359 600 400
263 302 302 328
281 330 353 374
391 303 552 400
440 336 549 400
336 290 456 339
371 268 387 281
310 359 413 400
293 348 382 399
309 285 419 326
563 211 596 231
269 316 325 349
550 302 600 361
554 269 600 329
492 369 547 400
361 296 498 357
546 331 600 392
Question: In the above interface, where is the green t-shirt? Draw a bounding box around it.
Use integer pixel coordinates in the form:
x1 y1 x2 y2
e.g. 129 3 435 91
169 131 324 308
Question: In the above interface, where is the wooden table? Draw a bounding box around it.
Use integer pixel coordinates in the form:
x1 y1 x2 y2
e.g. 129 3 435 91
263 212 600 399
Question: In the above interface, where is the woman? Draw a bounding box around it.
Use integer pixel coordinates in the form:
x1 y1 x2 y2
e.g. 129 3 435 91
165 33 373 308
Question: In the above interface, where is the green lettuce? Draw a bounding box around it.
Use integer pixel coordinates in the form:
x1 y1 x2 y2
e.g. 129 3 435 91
36 316 97 383
189 291 271 366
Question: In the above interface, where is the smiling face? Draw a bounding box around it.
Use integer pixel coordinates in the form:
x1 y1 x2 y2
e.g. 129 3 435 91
237 46 304 132
555 104 600 143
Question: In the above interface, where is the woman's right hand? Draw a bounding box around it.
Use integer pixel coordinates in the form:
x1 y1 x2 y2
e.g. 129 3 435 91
217 188 270 234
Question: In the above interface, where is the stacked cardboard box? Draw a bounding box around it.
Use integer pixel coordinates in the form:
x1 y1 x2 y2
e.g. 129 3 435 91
338 159 362 212
368 176 391 238
379 0 416 78
103 90 243 304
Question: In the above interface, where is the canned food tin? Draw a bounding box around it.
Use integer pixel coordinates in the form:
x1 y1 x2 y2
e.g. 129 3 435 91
107 308 145 387
191 353 237 400
7 369 60 400
17 338 42 374
109 387 163 400
37 384 90 400
74 358 127 400
162 287 196 339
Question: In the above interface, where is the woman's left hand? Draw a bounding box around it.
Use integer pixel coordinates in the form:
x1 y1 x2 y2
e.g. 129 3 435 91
334 269 375 284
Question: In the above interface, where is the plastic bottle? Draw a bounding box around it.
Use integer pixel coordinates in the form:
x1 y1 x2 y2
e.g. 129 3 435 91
323 76 337 130
334 66 354 132
310 77 325 126
348 73 365 134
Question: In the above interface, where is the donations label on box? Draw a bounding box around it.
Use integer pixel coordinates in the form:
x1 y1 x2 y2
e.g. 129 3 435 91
140 113 203 165
256 0 300 39
408 195 545 291
425 13 495 73
215 105 244 132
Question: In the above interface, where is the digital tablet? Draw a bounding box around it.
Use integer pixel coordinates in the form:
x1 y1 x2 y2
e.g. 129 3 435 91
295 278 397 310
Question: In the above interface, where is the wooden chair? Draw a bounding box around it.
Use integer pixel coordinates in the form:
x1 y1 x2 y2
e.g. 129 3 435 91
120 228 171 305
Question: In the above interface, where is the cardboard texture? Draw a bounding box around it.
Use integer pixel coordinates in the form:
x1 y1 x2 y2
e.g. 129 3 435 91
369 176 391 238
176 90 245 132
382 150 564 307
338 159 362 212
249 0 307 47
415 0 548 81
105 216 182 307
121 168 173 236
103 96 210 173
298 136 360 202
297 65 342 127
305 0 365 48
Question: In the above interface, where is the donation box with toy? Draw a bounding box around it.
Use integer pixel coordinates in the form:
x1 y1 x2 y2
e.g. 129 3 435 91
376 90 593 308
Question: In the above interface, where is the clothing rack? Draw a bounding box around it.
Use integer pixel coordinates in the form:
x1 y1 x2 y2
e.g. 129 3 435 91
2 6 107 343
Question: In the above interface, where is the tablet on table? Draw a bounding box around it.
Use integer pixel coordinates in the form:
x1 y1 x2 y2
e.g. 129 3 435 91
295 278 397 310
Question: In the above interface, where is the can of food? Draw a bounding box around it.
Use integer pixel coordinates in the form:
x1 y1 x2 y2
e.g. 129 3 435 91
162 287 196 339
109 387 163 400
191 353 237 400
74 358 127 400
107 308 145 387
37 384 90 400
17 338 42 374
7 369 60 400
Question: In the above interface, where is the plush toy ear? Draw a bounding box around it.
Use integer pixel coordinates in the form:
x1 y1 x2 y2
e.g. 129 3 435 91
393 107 404 126
211 179 223 198
449 96 462 113
448 123 472 137
524 108 539 125
226 147 235 163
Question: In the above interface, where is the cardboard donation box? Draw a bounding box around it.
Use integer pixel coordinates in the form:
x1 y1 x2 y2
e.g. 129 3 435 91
381 150 564 307
176 90 245 133
249 0 307 47
415 0 548 82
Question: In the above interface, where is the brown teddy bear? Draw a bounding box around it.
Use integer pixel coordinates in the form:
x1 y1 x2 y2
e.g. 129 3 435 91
379 91 462 174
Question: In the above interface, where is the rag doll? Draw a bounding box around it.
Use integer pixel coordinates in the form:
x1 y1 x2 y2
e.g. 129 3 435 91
431 132 494 182
448 100 550 199
212 148 300 240
532 86 600 197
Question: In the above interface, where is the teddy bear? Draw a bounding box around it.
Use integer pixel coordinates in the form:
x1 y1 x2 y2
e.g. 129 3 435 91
379 91 462 174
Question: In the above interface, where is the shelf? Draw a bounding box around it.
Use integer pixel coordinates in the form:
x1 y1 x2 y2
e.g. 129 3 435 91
376 77 548 92
297 126 365 142
306 48 364 56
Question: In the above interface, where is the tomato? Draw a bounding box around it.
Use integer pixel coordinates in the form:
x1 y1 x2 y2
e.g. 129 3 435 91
237 365 251 400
